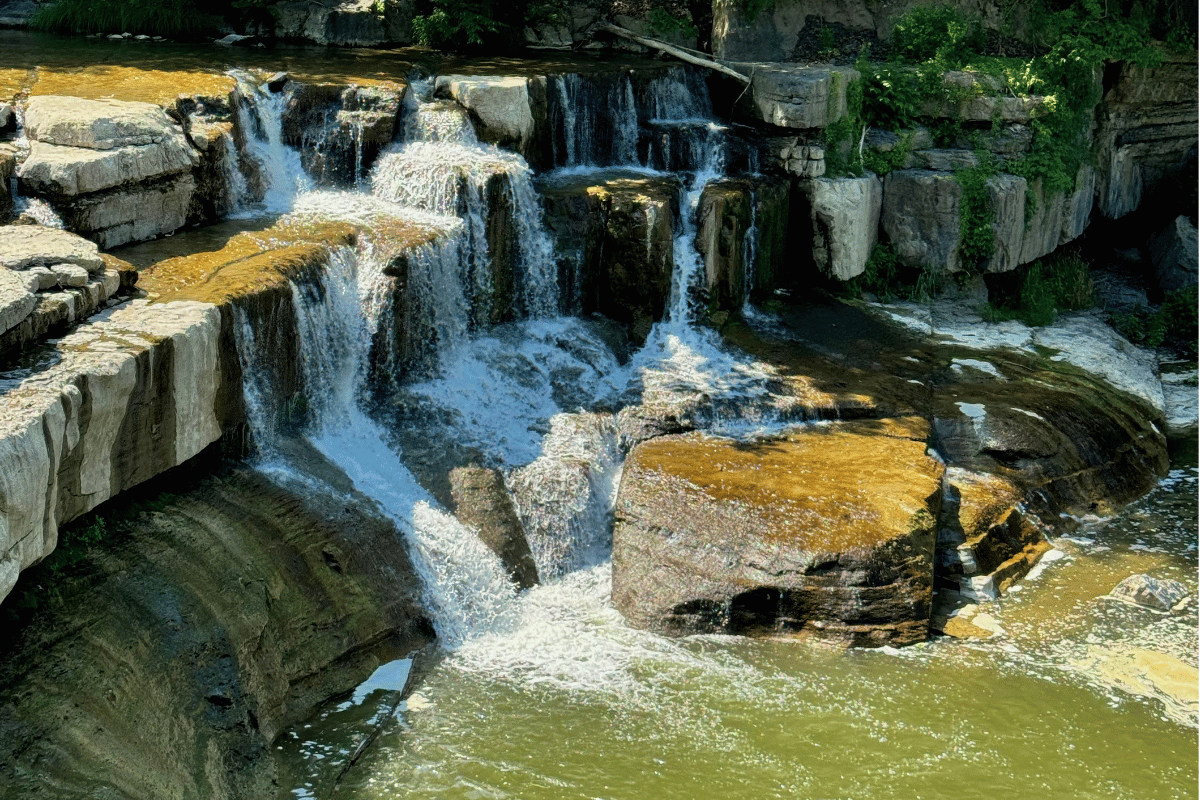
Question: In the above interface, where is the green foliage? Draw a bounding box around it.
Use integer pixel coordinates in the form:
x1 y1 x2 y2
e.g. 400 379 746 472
985 251 1094 326
892 6 986 67
862 130 914 176
720 0 775 23
30 0 217 37
858 62 922 129
846 244 943 302
1109 287 1199 352
955 152 1001 269
413 0 505 49
648 8 698 40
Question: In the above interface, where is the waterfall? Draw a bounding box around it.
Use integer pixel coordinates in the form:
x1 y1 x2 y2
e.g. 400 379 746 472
549 72 639 167
231 72 309 212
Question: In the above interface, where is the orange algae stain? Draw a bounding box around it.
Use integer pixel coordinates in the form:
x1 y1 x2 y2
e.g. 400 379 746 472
0 68 32 102
32 66 235 105
628 418 942 552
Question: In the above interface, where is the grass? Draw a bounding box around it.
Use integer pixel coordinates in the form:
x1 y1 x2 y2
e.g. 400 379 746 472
984 251 1094 326
30 0 219 38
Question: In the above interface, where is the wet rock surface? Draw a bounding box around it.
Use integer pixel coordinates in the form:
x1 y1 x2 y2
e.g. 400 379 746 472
0 468 432 800
449 466 539 590
613 418 943 646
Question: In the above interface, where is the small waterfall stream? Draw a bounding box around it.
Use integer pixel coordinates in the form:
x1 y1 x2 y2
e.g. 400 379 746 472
210 66 1196 799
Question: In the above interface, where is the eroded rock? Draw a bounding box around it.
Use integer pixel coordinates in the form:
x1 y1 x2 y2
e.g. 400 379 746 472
1110 574 1190 611
612 418 944 647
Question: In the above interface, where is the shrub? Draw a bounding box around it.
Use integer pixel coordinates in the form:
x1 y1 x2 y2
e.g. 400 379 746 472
891 6 985 67
986 251 1094 326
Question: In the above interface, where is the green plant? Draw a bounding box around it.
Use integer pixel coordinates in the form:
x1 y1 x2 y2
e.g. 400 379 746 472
848 243 901 300
955 152 1001 269
649 8 698 39
986 251 1094 326
1111 287 1199 352
891 6 985 68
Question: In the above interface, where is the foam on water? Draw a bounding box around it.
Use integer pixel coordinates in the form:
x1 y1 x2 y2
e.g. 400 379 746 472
231 71 310 213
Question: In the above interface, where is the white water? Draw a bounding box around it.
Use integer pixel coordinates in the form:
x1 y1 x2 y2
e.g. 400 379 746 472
231 72 310 213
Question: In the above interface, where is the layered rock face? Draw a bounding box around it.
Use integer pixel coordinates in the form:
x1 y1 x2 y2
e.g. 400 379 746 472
0 225 124 357
613 419 943 647
0 469 432 800
0 299 229 604
18 97 201 247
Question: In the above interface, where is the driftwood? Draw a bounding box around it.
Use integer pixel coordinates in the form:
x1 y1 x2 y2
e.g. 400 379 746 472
595 22 752 85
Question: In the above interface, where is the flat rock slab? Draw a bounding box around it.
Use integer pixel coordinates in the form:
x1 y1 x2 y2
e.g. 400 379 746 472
0 225 105 272
24 95 185 150
612 417 944 647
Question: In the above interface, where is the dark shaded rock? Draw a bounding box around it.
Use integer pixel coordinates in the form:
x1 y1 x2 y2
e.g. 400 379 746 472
0 468 432 799
612 417 943 647
1148 215 1198 292
696 178 752 311
0 104 14 138
539 171 680 343
281 82 404 188
449 466 539 590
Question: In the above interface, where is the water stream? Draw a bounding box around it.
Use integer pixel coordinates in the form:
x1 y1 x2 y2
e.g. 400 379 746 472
125 64 1198 799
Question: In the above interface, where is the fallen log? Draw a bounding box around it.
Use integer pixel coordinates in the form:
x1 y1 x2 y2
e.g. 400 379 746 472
595 22 752 85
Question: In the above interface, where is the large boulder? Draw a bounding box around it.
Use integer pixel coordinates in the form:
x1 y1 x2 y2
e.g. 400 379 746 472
696 179 752 310
612 417 944 647
435 75 547 167
810 172 882 281
737 65 858 130
17 96 201 247
538 172 679 342
272 0 414 45
881 170 962 272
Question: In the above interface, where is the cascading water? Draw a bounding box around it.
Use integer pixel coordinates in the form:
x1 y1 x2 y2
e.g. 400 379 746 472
208 63 1199 800
231 71 310 213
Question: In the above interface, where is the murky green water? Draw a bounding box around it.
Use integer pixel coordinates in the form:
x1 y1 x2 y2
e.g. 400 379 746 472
280 450 1198 800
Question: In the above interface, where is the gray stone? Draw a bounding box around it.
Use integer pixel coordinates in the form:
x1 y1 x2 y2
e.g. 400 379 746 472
1148 215 1199 292
24 96 188 151
435 75 536 156
0 268 35 336
1017 177 1066 265
18 138 198 197
0 0 38 27
0 224 105 272
713 0 873 61
273 0 396 46
985 173 1027 273
881 170 962 272
0 104 15 138
0 299 224 605
449 466 539 590
810 172 881 280
51 263 89 288
739 65 858 130
1060 164 1095 245
1111 574 1190 611
26 266 57 291
57 173 196 248
913 149 978 171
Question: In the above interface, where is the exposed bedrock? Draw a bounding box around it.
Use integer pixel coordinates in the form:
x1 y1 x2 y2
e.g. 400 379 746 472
612 418 943 647
17 96 202 248
539 172 679 342
612 299 1170 644
1095 51 1199 220
0 468 432 800
695 176 791 310
0 299 230 605
435 75 550 169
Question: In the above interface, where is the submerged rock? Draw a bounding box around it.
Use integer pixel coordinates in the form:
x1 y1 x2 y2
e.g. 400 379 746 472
612 418 943 647
1110 574 1190 612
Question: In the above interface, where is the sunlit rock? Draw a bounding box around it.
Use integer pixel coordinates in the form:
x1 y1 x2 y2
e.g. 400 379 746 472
809 172 881 281
1110 574 1190 612
737 65 858 130
881 169 962 272
612 418 943 647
